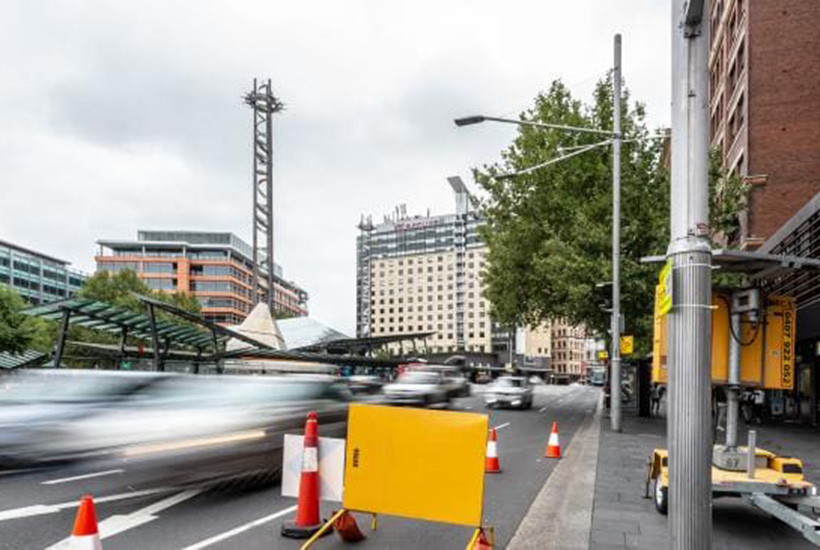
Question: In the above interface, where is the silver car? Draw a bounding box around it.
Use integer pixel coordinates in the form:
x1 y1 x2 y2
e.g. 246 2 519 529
382 371 450 407
484 376 534 410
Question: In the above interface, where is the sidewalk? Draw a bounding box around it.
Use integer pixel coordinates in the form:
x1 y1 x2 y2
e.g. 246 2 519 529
591 411 820 549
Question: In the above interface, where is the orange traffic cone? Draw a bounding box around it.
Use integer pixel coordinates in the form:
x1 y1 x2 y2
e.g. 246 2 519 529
282 411 324 539
544 421 561 459
67 495 102 549
485 428 502 473
472 528 493 549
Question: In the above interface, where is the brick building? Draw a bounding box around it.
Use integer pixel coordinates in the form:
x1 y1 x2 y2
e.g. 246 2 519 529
708 0 820 250
96 231 308 325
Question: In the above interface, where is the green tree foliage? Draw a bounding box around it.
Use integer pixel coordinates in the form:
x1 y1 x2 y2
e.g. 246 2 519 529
475 77 669 354
78 270 201 316
0 285 53 354
475 77 748 356
709 149 750 247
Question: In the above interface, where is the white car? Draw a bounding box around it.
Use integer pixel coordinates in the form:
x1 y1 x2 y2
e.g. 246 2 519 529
484 377 534 410
382 371 450 407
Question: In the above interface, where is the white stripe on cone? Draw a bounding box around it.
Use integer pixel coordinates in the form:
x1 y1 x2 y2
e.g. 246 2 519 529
66 534 103 550
548 432 559 446
301 446 318 473
486 441 498 458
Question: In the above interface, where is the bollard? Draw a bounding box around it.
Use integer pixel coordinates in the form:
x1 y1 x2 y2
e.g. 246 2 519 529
747 430 756 479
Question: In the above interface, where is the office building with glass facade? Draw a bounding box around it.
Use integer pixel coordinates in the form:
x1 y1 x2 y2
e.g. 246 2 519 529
0 239 88 305
96 230 308 325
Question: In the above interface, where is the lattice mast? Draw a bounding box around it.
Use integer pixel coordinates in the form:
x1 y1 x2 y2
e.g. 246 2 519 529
244 79 284 313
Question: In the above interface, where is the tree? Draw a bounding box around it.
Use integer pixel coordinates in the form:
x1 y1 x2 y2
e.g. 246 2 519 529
475 77 748 356
475 77 668 355
78 270 201 316
0 285 53 354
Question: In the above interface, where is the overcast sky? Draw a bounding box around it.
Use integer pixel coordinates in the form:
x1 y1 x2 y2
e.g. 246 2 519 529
1 1 670 335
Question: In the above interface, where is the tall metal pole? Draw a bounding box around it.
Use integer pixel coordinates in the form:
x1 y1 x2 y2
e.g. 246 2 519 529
610 34 623 433
264 79 275 314
668 0 712 548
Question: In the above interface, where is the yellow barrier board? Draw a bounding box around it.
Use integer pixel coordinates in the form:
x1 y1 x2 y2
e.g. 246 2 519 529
342 404 487 527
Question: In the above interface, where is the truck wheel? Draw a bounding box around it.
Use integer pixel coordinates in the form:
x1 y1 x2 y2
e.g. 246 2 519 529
653 477 668 515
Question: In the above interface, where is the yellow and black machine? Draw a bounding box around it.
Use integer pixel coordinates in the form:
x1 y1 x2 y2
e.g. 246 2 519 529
646 250 820 544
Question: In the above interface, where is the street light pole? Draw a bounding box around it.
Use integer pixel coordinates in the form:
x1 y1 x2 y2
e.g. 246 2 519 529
668 0 713 548
610 34 623 433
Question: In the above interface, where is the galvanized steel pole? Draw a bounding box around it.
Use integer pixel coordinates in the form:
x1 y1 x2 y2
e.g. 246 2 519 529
610 34 623 433
668 0 713 548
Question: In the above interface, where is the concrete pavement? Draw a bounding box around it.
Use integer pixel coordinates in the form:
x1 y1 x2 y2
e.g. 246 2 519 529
591 411 820 549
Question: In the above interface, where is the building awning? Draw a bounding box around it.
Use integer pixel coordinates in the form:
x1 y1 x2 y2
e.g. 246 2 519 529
0 350 47 370
22 298 224 349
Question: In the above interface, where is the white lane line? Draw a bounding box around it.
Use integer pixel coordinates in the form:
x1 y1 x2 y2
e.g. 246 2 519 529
0 487 168 522
42 469 124 485
45 489 202 549
493 422 511 431
463 406 474 410
538 407 547 413
181 505 298 550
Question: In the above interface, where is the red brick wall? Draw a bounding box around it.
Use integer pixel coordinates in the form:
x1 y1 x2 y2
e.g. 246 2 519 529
746 1 820 246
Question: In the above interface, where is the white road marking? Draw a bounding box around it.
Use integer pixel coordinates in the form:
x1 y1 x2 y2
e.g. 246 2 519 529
463 406 473 410
181 505 298 550
538 407 547 413
45 489 202 549
493 422 511 431
42 469 124 485
0 487 168 522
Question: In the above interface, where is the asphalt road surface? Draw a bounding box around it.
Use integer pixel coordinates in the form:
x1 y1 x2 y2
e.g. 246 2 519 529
0 384 600 550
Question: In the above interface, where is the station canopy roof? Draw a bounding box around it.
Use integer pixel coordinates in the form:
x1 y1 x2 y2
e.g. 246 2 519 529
23 297 226 349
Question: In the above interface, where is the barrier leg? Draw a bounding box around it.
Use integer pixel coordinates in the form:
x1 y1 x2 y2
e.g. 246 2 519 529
465 528 481 550
371 513 378 531
300 509 347 550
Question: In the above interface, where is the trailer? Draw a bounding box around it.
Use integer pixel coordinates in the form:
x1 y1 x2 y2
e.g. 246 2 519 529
644 249 820 546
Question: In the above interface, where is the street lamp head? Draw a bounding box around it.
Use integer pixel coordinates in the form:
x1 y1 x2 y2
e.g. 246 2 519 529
454 115 486 127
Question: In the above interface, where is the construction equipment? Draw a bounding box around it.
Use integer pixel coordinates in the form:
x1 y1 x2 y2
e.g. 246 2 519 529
66 495 103 550
544 421 561 459
281 411 325 539
645 249 820 546
485 428 501 474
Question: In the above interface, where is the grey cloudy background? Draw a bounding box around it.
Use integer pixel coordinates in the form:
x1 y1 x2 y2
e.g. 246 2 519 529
0 1 670 335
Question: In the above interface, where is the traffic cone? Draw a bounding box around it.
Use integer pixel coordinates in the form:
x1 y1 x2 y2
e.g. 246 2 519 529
544 421 561 459
281 411 325 539
472 528 493 549
485 428 502 473
67 495 102 549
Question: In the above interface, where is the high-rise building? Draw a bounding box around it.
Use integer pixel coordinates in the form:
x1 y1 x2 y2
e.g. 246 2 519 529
96 230 308 325
356 180 490 353
708 0 820 250
0 238 87 305
356 180 569 361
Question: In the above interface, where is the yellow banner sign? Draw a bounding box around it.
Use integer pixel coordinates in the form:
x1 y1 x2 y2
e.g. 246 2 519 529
620 335 634 355
343 404 487 527
657 259 673 316
597 350 609 360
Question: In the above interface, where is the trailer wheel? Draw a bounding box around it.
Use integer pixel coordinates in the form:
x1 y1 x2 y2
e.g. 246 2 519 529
653 477 668 515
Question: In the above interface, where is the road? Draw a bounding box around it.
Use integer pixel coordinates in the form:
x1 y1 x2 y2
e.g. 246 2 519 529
0 384 600 550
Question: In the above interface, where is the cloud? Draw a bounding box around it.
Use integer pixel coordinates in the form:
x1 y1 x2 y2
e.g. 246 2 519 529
0 0 670 334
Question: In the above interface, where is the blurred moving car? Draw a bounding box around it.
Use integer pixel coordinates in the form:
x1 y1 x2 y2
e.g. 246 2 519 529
484 376 533 410
346 375 384 395
0 369 171 467
0 369 365 490
70 374 353 488
382 371 450 407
